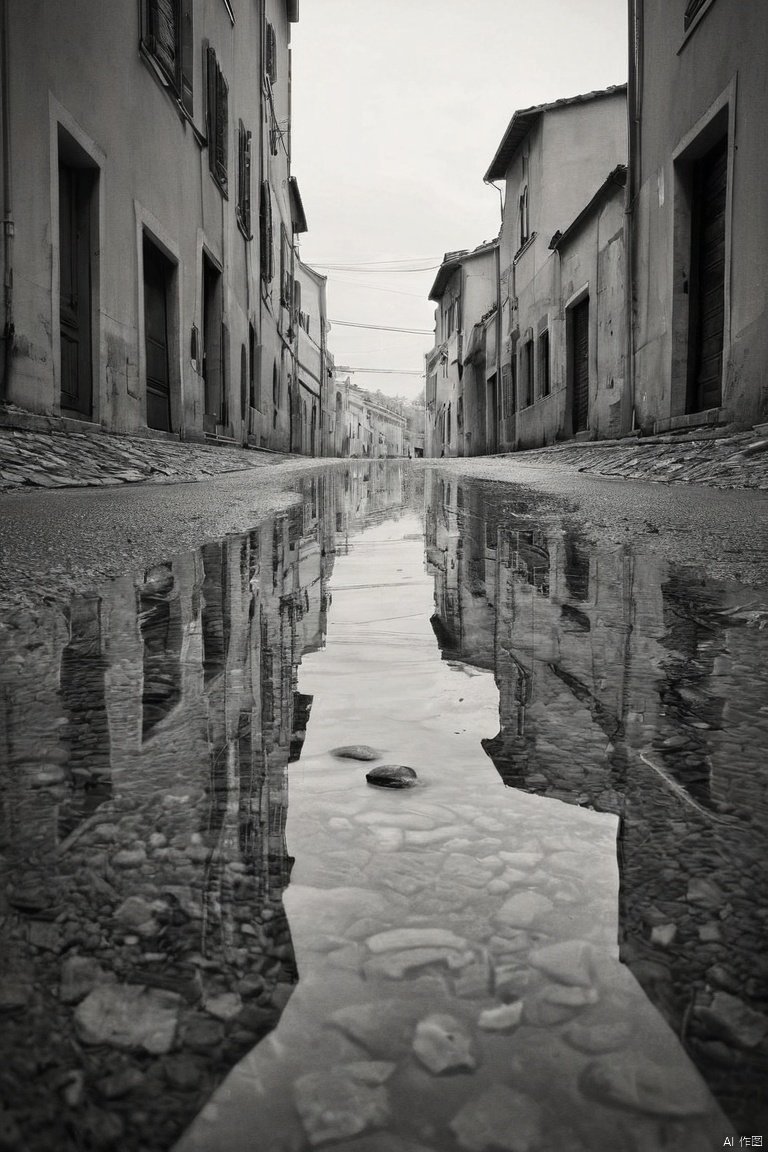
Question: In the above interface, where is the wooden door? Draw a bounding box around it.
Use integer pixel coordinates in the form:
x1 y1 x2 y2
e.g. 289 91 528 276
571 298 590 433
689 137 727 413
143 239 172 431
59 164 93 416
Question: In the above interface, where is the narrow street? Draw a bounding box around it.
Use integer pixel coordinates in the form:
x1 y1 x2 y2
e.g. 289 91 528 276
1 459 767 1150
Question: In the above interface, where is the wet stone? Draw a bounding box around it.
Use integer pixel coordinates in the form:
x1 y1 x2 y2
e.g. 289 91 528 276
366 765 418 789
494 892 554 928
579 1054 711 1117
696 991 768 1049
562 1021 632 1054
203 991 242 1021
412 1013 476 1075
527 940 595 987
96 1067 146 1100
331 745 380 761
113 896 158 936
364 947 472 980
650 923 677 947
294 1063 392 1147
327 1000 422 1060
112 846 147 868
74 984 180 1054
0 976 34 1012
450 1084 542 1152
686 877 723 907
365 928 467 954
478 1002 523 1032
59 956 109 1005
181 1016 225 1052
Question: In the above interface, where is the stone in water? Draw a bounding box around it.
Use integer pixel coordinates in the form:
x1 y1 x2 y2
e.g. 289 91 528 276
332 745 380 761
412 1013 476 1075
366 765 418 789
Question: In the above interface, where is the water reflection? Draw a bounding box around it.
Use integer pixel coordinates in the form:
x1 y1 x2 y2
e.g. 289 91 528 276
0 462 408 1152
425 472 768 1134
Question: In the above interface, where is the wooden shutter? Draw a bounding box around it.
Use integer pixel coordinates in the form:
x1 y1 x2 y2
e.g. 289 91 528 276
215 66 228 192
238 122 252 236
148 0 178 83
179 0 193 114
260 182 273 282
684 0 707 28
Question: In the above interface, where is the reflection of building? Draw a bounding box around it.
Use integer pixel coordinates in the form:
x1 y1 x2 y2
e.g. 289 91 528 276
330 378 408 458
0 463 413 1152
425 471 768 1134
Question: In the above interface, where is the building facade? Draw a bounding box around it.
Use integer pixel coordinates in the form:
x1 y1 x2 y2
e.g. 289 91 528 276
485 86 628 451
628 0 768 432
294 256 327 456
426 241 499 459
0 0 324 452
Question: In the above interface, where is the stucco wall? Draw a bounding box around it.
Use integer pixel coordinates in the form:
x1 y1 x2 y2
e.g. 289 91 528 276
632 0 768 429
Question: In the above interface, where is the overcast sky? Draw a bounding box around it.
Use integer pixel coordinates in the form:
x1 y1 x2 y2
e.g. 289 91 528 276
291 0 627 401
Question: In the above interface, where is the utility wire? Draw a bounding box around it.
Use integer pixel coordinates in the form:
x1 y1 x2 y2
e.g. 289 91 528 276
313 263 440 274
335 366 425 376
328 276 429 300
329 319 433 334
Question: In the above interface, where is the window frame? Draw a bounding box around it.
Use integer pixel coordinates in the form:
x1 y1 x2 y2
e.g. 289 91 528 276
206 45 229 197
236 120 252 239
538 329 550 398
140 0 194 118
259 182 274 283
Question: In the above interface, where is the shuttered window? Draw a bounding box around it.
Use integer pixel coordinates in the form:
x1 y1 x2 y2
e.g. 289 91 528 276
206 47 228 195
265 22 278 85
684 0 707 28
237 121 252 238
141 0 193 116
280 226 292 307
260 182 274 282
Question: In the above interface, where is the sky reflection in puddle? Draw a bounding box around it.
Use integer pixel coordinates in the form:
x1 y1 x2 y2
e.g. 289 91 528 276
0 461 766 1152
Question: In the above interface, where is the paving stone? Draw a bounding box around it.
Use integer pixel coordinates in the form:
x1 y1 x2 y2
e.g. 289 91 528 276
365 928 467 954
293 1064 392 1146
74 983 180 1054
450 1084 542 1152
327 1000 422 1060
494 892 554 928
578 1053 711 1117
696 991 768 1048
527 940 595 987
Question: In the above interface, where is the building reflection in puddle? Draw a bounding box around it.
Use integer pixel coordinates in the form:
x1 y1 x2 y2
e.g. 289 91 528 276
425 471 768 1135
0 462 408 1152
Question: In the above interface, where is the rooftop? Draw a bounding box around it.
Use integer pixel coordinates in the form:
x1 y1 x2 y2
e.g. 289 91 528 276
484 84 627 183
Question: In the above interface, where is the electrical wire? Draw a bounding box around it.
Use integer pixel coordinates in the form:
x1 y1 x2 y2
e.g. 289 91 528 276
329 319 433 334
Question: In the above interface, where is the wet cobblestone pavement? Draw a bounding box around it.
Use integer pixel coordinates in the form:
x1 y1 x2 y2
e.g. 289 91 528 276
1 462 767 1151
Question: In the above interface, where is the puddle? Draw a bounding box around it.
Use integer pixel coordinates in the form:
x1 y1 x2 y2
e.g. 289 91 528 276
0 462 766 1151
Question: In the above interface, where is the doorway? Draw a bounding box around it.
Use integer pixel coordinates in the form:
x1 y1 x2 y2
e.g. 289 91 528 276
571 297 590 434
202 254 223 432
688 135 727 413
143 236 173 432
59 162 96 417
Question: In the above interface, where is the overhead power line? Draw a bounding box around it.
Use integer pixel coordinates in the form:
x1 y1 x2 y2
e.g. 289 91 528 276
314 263 440 274
335 366 425 376
329 319 434 335
311 256 440 266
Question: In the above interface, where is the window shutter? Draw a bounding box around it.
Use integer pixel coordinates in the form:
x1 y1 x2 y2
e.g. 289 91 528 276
260 182 274 282
684 0 707 27
206 45 216 147
150 0 178 82
266 23 277 85
179 0 194 114
216 67 228 191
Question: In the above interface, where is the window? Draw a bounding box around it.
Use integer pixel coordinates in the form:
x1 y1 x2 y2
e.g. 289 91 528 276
141 0 194 115
538 329 550 397
249 322 259 409
293 280 302 324
280 225 293 307
521 339 534 407
265 21 277 85
259 182 274 282
236 121 252 238
684 0 708 28
519 185 530 248
206 47 228 194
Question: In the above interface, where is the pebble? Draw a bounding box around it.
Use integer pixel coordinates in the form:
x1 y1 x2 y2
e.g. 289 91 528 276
327 1000 421 1060
364 947 472 980
112 847 147 868
204 992 242 1021
96 1067 146 1100
650 923 677 946
562 1021 632 1054
450 1084 542 1152
59 956 109 1005
412 1013 476 1075
331 745 380 761
366 765 418 789
478 1002 523 1032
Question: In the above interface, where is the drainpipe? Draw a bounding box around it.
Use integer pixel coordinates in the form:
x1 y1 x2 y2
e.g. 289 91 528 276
1 0 14 403
494 241 501 452
624 0 643 435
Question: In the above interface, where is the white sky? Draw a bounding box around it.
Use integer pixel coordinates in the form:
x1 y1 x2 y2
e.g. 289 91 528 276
291 0 627 401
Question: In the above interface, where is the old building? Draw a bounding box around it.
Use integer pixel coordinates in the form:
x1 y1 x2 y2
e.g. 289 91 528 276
628 0 768 432
294 257 327 456
426 240 499 458
0 0 324 452
484 85 627 450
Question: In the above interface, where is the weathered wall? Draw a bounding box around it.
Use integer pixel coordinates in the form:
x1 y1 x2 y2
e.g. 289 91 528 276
632 0 768 430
